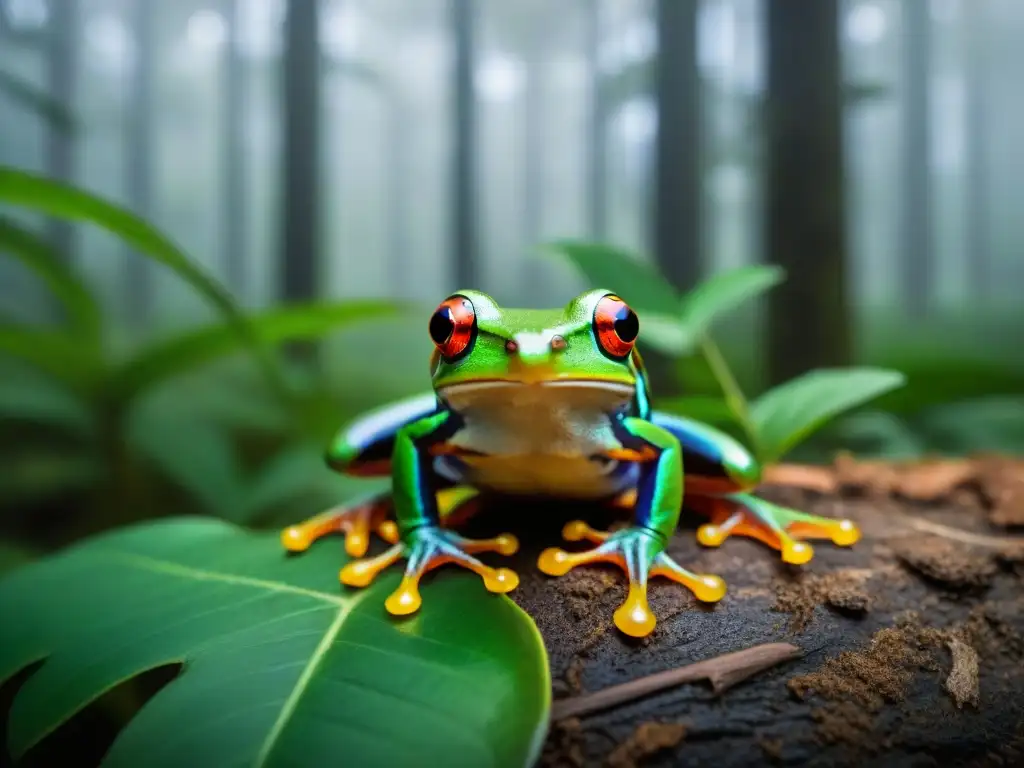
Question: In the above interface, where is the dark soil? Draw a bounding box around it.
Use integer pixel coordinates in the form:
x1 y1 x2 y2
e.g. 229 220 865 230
462 457 1024 768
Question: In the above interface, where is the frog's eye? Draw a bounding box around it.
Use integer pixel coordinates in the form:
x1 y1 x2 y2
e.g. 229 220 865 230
429 295 476 360
593 294 639 358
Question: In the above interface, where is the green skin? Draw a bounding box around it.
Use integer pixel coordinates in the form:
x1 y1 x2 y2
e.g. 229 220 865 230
286 289 859 636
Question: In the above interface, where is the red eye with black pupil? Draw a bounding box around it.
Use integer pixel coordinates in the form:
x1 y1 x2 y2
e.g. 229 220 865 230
594 295 639 358
429 296 476 359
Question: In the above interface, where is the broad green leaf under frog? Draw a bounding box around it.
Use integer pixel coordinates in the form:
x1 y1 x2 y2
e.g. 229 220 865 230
0 517 551 768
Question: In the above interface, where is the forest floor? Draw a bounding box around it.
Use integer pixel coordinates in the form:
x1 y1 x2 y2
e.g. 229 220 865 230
479 455 1024 768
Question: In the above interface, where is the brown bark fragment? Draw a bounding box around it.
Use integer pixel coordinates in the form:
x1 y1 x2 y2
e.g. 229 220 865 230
605 722 687 768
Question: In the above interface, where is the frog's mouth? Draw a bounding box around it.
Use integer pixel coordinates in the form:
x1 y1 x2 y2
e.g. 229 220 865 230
438 379 635 396
438 378 635 411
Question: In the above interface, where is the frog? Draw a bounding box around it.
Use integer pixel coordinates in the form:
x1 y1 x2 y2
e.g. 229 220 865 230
281 289 860 637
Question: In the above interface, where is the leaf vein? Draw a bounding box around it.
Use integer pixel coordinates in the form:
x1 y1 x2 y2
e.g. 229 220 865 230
114 553 344 605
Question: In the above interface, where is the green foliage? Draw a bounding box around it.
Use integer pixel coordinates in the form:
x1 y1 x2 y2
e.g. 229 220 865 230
125 402 244 518
0 216 101 340
0 173 410 526
0 518 550 767
550 239 906 463
0 167 287 399
0 374 95 436
0 70 77 133
678 265 785 342
750 368 908 464
240 441 389 526
0 325 99 389
543 240 679 314
107 299 402 403
0 451 101 505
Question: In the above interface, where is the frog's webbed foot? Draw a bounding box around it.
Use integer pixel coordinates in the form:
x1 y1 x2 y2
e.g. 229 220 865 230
693 493 860 565
538 522 726 638
340 526 520 616
281 496 398 558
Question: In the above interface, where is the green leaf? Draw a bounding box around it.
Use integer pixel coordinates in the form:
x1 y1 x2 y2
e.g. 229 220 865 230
0 216 103 340
541 240 680 315
0 70 76 132
0 168 286 398
0 325 101 390
108 299 407 402
751 367 907 464
679 264 784 338
0 518 551 767
635 312 694 356
126 402 243 518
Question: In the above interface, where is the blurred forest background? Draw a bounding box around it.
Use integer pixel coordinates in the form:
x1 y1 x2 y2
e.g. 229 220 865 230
1 0 1023 558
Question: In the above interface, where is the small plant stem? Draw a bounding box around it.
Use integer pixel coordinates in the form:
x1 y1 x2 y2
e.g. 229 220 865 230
699 333 761 455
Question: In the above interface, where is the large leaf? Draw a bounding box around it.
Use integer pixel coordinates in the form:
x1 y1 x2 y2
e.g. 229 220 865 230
107 299 407 402
751 367 907 464
679 264 784 339
0 168 286 397
0 70 76 132
0 325 102 390
0 518 551 767
0 216 102 340
542 240 680 315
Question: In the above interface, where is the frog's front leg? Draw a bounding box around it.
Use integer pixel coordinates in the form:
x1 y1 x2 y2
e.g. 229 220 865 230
340 411 519 616
537 418 726 638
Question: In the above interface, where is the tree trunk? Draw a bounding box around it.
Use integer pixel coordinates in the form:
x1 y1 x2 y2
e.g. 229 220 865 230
125 0 154 325
520 26 545 302
387 91 411 299
46 0 78 262
901 0 932 319
964 2 990 302
223 0 247 300
651 0 701 292
280 0 321 303
512 460 1024 767
585 0 606 240
764 0 850 386
450 0 478 290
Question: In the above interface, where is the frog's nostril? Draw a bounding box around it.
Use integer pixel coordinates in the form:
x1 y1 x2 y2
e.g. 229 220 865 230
550 335 567 351
505 339 519 354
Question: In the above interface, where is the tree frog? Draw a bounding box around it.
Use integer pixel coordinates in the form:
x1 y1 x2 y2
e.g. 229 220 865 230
282 290 859 637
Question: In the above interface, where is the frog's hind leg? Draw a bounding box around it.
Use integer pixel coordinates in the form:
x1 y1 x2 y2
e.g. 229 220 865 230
281 492 396 558
282 485 482 558
649 409 860 564
688 493 860 565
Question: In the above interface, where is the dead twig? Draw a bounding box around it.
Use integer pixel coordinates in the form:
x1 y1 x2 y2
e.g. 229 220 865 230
550 642 803 721
900 516 1024 552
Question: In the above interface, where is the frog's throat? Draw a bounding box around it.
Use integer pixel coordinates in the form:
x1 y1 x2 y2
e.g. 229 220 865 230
438 379 635 397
